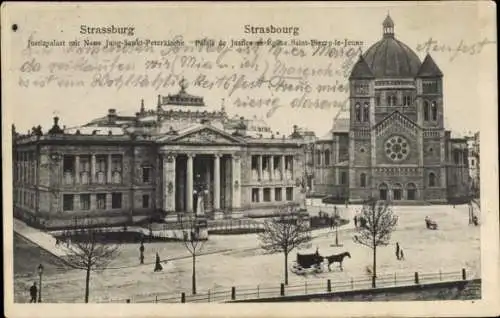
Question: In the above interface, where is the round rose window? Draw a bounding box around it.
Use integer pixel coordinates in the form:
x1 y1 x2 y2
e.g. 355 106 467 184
385 135 410 162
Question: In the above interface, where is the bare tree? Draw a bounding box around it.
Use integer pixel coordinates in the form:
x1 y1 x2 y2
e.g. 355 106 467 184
353 198 398 288
178 214 206 295
63 220 121 303
258 204 312 285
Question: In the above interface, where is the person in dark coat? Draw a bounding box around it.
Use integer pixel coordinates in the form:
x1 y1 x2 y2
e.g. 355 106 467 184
399 249 405 260
154 252 163 272
395 242 400 260
354 215 358 228
29 282 37 303
139 241 145 265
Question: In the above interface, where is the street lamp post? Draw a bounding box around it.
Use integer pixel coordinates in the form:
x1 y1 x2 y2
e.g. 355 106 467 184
37 263 44 303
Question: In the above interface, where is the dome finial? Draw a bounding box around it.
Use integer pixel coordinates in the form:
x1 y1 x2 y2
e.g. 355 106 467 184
383 13 394 37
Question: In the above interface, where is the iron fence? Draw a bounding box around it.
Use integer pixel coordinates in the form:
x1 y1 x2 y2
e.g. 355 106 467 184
105 268 472 303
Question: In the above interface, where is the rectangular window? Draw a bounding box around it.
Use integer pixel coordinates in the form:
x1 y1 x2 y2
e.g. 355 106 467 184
63 155 75 173
251 188 260 203
263 188 271 202
80 194 90 210
96 193 106 210
423 80 439 94
111 155 123 172
142 194 150 208
403 95 413 106
340 171 348 185
63 194 74 211
142 167 151 183
286 187 293 201
375 94 381 106
275 188 282 201
111 193 122 209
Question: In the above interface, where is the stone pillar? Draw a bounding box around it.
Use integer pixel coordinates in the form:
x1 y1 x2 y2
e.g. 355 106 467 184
163 154 176 213
75 155 80 184
281 155 285 181
90 154 96 183
231 155 241 213
270 187 275 202
107 154 112 183
186 154 194 213
269 155 274 181
258 188 263 202
258 155 263 181
213 154 221 211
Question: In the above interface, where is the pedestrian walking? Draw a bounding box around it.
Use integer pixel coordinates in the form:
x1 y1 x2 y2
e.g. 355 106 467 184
29 282 37 303
395 242 400 260
139 241 145 265
399 249 405 260
154 252 163 272
354 215 358 228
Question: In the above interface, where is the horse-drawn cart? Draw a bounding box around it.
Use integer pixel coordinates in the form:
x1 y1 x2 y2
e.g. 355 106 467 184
425 216 438 230
290 252 324 275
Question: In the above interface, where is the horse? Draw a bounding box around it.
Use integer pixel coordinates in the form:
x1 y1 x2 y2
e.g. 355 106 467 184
324 252 351 271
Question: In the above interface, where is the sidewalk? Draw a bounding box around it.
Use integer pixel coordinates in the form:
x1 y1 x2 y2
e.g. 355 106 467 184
13 219 72 258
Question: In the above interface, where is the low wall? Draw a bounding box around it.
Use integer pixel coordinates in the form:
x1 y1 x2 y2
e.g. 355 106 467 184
229 279 481 302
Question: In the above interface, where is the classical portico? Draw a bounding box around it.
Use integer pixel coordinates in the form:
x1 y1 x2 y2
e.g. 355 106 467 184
158 124 245 219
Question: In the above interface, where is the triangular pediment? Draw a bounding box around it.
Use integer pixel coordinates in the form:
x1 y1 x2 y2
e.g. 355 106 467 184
373 111 421 136
157 124 245 144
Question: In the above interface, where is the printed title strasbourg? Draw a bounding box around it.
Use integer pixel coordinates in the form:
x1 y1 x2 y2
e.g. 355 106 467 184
79 25 299 37
244 25 300 36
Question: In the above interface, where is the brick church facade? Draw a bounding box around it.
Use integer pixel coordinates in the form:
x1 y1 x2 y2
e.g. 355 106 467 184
310 15 470 203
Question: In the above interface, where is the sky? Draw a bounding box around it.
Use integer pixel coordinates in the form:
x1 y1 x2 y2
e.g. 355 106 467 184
3 2 496 138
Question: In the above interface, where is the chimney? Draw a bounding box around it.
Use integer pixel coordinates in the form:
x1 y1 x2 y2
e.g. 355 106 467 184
140 99 145 113
107 108 117 124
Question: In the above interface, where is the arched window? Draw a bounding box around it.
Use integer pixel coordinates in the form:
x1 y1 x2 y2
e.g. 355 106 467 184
360 173 367 188
379 183 388 201
393 183 403 200
428 172 436 187
324 149 331 166
431 101 437 121
355 103 361 122
407 183 417 200
424 100 430 121
316 150 321 165
363 103 369 122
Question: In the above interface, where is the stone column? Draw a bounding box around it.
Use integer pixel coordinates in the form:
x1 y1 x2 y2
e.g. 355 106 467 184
269 155 274 181
231 155 241 213
281 155 285 181
258 155 263 181
163 154 176 213
213 154 221 211
75 155 80 184
258 188 263 202
107 154 112 183
186 154 194 213
90 154 96 183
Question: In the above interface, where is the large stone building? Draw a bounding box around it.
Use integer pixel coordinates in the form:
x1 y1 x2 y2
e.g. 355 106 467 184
12 81 306 229
310 15 470 203
12 15 473 229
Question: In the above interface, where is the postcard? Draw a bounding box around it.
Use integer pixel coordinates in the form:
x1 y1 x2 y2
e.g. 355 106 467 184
2 1 498 317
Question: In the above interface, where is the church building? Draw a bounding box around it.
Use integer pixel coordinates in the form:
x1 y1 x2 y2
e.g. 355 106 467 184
310 15 470 203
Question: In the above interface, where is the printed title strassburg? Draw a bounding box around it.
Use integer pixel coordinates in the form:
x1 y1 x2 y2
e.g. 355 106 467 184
80 25 135 36
244 25 300 36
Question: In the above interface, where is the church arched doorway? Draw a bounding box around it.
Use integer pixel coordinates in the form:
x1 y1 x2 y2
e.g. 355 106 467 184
393 183 403 200
407 183 417 200
379 183 388 201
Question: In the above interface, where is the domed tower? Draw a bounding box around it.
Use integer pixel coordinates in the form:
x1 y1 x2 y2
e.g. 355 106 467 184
347 14 446 203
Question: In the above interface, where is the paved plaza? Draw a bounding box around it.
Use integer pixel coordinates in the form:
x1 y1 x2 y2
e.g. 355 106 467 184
14 203 480 303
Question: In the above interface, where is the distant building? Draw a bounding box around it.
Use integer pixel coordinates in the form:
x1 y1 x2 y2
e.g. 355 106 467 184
307 15 470 203
13 82 306 229
466 132 480 197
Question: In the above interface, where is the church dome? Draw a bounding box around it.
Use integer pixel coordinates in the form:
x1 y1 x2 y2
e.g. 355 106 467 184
363 15 422 78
